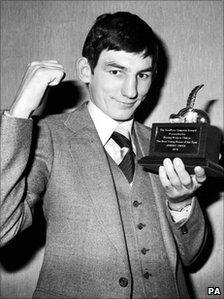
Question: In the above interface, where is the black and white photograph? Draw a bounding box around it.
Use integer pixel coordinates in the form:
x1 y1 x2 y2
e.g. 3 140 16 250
0 1 223 298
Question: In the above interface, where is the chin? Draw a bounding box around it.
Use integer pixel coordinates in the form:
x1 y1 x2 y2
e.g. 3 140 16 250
113 114 133 122
108 108 135 122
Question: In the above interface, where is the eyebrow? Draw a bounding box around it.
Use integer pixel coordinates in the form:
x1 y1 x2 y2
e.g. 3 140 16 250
104 62 126 70
103 61 153 72
139 67 153 73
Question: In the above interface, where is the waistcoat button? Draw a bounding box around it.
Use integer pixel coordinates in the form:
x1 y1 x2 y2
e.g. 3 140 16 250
133 201 141 207
181 224 188 234
141 248 149 255
119 277 128 287
137 223 146 230
143 272 151 279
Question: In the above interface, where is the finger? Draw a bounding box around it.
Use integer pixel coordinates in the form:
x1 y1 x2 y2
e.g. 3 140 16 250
159 165 173 192
26 62 64 78
163 158 182 190
173 158 193 189
48 71 65 86
31 64 64 72
194 166 206 185
21 62 64 86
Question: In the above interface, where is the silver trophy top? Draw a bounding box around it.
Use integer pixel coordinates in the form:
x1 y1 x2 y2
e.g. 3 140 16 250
169 84 210 123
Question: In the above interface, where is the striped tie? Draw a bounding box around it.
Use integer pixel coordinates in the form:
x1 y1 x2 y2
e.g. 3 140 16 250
111 131 135 183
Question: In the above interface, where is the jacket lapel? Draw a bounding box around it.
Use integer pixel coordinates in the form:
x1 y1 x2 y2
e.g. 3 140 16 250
63 103 128 261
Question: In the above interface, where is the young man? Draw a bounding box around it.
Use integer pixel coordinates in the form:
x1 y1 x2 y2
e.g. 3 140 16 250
1 12 207 298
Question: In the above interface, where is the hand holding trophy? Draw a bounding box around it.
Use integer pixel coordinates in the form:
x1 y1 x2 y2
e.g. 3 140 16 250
139 85 224 177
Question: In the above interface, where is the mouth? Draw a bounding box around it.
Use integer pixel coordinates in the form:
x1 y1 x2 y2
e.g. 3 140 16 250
113 98 137 106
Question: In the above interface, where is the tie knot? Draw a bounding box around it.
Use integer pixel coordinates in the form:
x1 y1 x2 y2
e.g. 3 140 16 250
111 131 132 149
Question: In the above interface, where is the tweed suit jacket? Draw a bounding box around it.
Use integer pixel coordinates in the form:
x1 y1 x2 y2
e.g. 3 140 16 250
0 102 206 298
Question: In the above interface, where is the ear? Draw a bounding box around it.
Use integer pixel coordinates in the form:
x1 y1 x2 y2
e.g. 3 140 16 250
76 57 92 84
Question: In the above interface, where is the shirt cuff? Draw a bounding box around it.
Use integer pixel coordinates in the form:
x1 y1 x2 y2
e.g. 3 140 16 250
169 204 192 222
167 197 196 223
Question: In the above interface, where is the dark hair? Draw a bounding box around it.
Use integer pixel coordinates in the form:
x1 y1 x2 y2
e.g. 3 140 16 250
82 12 159 75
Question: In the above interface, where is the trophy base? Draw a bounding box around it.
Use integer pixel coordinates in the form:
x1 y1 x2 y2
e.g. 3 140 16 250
138 156 224 177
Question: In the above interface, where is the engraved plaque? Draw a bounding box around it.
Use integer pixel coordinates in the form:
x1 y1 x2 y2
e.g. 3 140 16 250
153 125 200 154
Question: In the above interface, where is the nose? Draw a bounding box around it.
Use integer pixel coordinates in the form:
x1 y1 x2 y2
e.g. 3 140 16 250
121 76 138 99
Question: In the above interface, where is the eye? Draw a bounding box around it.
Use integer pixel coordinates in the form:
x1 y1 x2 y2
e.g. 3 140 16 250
109 69 122 75
138 73 151 79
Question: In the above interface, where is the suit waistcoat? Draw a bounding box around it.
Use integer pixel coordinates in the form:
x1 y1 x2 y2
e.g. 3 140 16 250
105 129 179 299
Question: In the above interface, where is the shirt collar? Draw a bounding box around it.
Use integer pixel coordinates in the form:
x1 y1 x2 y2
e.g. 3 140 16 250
87 100 134 146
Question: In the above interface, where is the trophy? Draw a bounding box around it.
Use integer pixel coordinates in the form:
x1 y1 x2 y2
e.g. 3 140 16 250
138 85 224 177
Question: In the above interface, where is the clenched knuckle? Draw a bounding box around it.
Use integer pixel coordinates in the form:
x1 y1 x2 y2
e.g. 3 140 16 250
57 70 64 78
35 67 46 77
164 182 172 190
172 179 180 187
182 179 191 187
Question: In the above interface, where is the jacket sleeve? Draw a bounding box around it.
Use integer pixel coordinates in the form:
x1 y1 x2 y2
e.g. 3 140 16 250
150 173 207 268
0 114 53 247
166 196 207 267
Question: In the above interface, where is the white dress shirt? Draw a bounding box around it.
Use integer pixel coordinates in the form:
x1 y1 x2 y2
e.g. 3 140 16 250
87 100 136 165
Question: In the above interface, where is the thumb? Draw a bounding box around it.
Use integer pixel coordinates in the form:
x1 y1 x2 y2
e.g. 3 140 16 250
194 166 206 185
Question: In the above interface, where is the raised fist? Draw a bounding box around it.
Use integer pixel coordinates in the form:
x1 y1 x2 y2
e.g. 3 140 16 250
9 60 65 118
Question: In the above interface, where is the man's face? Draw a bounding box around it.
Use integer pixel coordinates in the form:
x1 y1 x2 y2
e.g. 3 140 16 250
88 50 153 122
